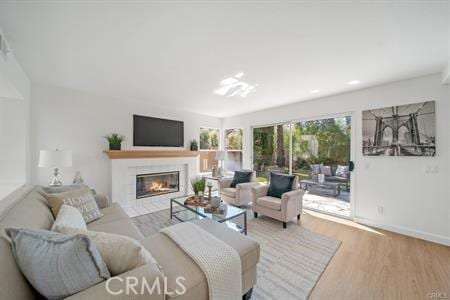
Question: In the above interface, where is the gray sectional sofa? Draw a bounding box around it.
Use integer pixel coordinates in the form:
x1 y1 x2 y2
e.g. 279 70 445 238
0 185 260 299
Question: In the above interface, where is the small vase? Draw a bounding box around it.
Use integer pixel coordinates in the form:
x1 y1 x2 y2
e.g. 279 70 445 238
210 197 221 208
109 143 121 150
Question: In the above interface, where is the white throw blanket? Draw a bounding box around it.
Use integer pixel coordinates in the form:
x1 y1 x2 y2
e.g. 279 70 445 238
160 222 242 300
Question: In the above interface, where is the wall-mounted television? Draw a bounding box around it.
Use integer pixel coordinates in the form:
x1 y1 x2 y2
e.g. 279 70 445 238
133 115 184 147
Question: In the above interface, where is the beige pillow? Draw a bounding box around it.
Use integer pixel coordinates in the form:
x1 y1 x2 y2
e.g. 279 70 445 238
51 204 87 232
44 187 103 223
57 227 157 276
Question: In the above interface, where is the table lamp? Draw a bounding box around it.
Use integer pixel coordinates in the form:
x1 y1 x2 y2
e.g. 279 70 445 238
38 149 72 186
215 150 226 176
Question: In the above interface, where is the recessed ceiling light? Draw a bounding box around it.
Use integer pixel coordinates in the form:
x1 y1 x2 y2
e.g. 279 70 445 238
310 89 320 94
234 72 244 78
347 80 360 85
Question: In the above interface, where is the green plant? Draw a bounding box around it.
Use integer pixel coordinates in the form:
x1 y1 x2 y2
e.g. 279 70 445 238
190 176 206 195
190 139 198 150
105 133 124 145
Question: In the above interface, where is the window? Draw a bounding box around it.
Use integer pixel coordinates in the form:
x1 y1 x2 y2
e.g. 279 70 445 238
252 124 290 183
200 128 219 150
199 127 220 172
225 128 243 171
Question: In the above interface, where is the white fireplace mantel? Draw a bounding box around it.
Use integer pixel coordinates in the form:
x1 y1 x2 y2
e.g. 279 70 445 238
109 156 199 205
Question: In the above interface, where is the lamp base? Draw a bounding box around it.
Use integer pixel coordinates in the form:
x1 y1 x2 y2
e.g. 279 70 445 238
48 168 63 186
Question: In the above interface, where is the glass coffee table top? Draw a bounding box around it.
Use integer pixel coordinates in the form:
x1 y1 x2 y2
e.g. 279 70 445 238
170 195 247 234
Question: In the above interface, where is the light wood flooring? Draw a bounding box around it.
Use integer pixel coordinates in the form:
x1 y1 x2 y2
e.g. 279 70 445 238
301 210 450 300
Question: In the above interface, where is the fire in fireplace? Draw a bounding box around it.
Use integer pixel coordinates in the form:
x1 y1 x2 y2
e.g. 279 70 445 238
136 171 179 199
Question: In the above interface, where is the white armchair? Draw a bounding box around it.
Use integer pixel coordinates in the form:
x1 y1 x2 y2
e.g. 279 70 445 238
251 176 304 228
218 170 259 207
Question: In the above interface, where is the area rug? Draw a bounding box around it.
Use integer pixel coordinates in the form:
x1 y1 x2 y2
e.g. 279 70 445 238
132 209 341 300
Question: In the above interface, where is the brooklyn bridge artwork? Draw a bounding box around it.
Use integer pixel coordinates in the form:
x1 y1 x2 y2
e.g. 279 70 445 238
362 101 436 156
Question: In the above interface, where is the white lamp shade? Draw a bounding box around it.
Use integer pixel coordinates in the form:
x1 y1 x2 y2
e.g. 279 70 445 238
38 150 72 168
215 150 226 161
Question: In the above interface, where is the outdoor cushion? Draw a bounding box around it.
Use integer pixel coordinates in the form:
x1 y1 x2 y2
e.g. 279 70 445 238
221 187 236 197
310 164 321 175
230 171 253 188
267 173 295 198
257 196 282 211
336 165 349 177
320 165 332 176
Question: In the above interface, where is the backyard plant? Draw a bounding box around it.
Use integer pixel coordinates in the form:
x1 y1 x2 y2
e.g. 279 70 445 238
105 133 124 150
190 176 206 195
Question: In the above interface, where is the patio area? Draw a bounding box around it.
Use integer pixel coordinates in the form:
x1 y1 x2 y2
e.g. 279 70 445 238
302 189 350 218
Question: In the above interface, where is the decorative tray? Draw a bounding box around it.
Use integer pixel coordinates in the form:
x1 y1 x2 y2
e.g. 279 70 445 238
184 196 209 207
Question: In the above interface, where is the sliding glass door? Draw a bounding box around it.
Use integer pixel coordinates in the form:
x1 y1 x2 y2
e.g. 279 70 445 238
292 116 351 217
252 115 352 218
252 124 290 183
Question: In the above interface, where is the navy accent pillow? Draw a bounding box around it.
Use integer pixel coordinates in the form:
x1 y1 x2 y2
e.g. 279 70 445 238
230 171 253 188
267 173 295 198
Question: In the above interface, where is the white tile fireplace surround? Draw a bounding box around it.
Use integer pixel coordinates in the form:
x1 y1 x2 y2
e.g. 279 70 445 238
110 156 199 217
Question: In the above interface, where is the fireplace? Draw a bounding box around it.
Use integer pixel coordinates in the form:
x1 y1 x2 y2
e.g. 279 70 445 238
136 171 180 199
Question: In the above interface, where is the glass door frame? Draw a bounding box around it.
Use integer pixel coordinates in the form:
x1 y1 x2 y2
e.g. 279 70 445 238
250 111 356 219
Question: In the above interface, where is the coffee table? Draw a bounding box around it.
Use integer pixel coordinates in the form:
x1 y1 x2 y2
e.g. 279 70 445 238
170 195 247 234
300 179 341 197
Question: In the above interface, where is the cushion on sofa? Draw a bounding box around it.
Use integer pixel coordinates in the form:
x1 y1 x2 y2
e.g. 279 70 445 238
320 165 332 176
43 187 103 223
86 203 129 226
335 165 349 178
230 171 253 188
267 173 295 198
51 205 87 232
57 227 157 276
310 164 321 175
5 228 110 300
141 219 259 299
88 218 144 241
257 196 282 211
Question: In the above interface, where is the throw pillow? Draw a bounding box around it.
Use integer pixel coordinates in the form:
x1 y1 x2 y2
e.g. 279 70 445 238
267 172 295 198
310 164 321 175
336 165 349 178
43 187 103 223
320 165 332 176
51 204 87 232
57 227 158 276
230 171 253 188
5 228 110 300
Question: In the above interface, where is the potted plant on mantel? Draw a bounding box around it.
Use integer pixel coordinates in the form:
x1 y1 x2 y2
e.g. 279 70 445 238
105 133 124 150
190 139 198 151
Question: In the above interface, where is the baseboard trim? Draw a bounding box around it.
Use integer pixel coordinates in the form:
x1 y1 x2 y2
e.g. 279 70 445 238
354 217 450 246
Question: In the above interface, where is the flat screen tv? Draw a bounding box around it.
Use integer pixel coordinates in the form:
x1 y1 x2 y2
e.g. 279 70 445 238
133 115 184 147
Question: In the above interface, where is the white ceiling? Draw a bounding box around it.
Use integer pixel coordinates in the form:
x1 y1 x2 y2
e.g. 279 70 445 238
0 1 448 117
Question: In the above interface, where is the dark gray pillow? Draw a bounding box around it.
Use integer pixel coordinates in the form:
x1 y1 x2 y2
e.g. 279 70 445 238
230 171 253 188
5 228 110 300
267 173 295 198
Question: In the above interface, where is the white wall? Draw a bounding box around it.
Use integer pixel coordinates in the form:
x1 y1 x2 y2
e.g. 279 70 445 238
223 74 450 245
31 85 221 197
0 50 31 199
